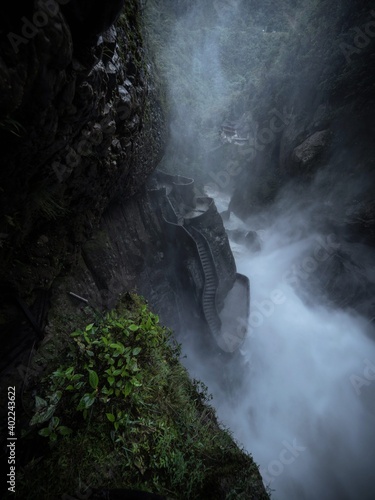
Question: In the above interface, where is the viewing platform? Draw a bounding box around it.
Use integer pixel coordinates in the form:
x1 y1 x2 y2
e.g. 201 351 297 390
148 170 250 353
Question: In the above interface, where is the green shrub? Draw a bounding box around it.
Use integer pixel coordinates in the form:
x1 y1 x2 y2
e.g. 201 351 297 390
17 294 267 499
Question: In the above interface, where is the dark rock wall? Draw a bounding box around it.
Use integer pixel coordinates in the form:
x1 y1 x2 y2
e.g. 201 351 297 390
80 184 236 348
226 1 375 321
229 2 375 230
0 0 241 370
0 0 166 294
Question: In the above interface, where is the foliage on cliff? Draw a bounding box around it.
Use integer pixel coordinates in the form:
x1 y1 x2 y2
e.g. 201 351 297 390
142 0 306 182
143 0 375 229
16 294 268 500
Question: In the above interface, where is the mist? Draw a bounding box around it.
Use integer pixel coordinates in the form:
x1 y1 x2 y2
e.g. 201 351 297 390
182 188 375 499
145 1 375 498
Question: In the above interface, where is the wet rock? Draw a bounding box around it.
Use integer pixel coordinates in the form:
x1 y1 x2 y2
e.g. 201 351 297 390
227 229 262 252
291 129 331 172
0 0 167 292
244 230 262 252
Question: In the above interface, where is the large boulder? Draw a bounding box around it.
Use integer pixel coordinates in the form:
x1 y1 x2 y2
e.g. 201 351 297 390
290 129 331 173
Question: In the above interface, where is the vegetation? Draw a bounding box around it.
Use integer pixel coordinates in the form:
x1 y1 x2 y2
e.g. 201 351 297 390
17 294 267 499
141 0 309 183
142 0 374 216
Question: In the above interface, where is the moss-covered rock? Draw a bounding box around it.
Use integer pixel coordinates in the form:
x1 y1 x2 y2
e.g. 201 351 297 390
15 294 268 500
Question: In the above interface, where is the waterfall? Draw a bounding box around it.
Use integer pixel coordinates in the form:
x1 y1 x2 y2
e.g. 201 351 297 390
182 190 375 500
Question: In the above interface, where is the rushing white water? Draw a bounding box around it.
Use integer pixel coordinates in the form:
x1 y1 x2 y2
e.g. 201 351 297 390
182 191 375 500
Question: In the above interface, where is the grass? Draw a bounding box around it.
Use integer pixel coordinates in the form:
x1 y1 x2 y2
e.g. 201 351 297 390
15 294 268 499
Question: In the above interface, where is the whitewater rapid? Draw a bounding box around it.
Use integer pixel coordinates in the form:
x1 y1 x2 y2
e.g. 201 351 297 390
183 190 375 500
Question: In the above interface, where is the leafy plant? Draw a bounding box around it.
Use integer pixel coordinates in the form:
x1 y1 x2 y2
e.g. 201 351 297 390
22 294 266 499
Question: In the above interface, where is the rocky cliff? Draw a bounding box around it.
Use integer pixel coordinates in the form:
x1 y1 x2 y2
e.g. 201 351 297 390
228 2 375 232
0 0 243 355
223 1 375 321
0 0 165 293
0 3 269 498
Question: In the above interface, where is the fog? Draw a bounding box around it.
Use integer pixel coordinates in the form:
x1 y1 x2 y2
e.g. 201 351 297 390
145 1 375 498
182 189 375 499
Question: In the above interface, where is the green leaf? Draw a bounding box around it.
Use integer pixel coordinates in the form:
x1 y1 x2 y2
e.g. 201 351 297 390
85 323 94 332
48 392 62 406
88 369 99 390
123 382 132 397
102 386 114 396
38 427 51 437
110 343 125 354
77 393 95 410
128 324 139 332
106 413 116 422
108 376 115 386
30 404 56 425
50 432 58 442
132 347 141 356
131 377 142 387
50 416 60 429
35 396 48 410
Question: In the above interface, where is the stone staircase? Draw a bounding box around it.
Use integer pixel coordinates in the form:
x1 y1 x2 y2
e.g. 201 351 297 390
157 186 222 341
186 226 222 338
